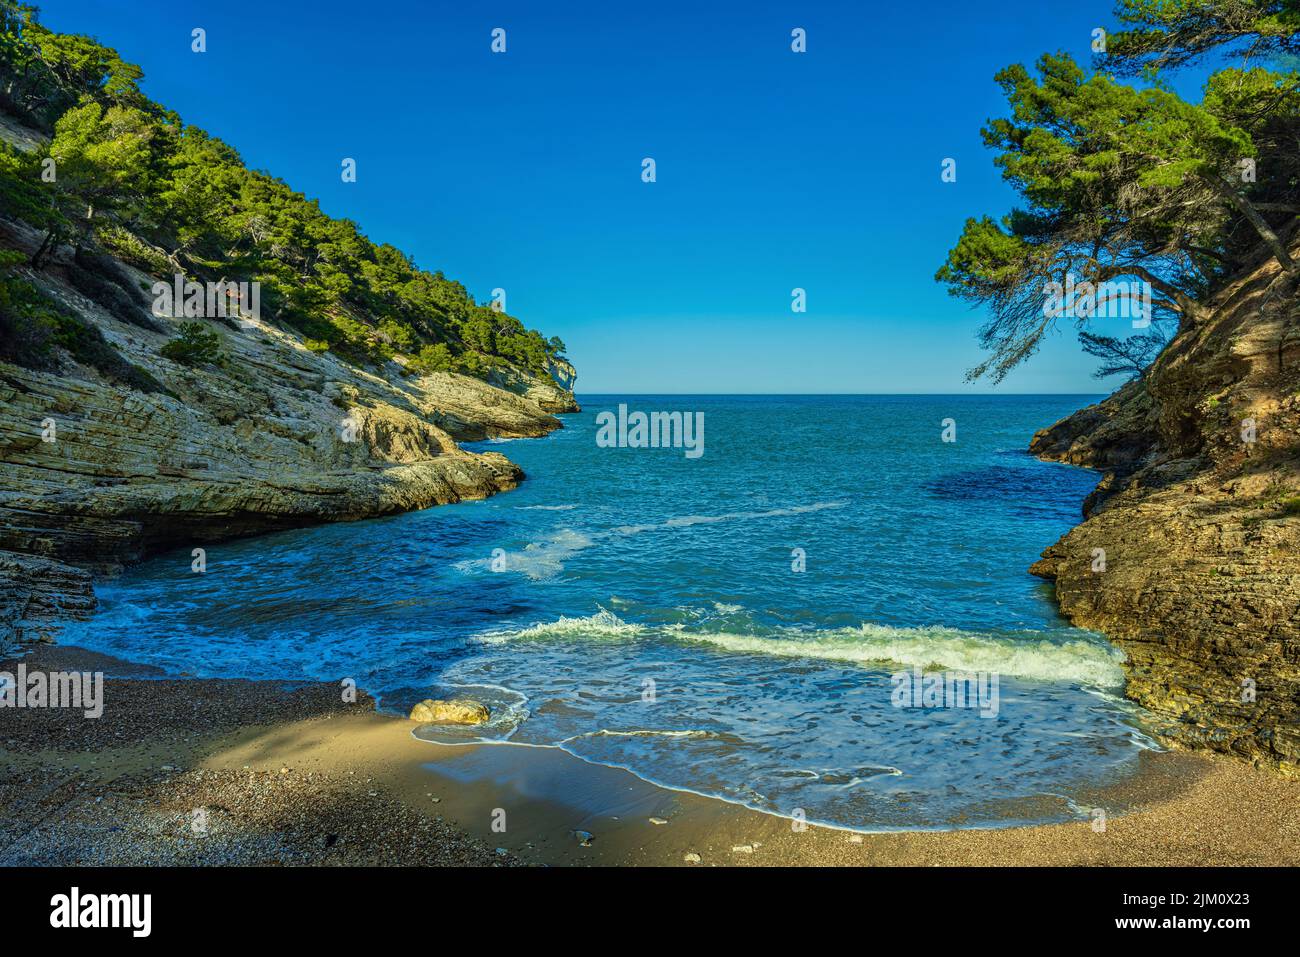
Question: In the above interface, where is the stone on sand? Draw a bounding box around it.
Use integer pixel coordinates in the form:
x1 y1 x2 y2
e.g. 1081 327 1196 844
408 698 490 724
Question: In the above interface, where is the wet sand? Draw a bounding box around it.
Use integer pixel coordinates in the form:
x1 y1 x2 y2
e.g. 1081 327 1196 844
3 644 1298 866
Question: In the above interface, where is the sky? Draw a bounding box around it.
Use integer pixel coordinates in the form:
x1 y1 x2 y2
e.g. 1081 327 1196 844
43 0 1181 393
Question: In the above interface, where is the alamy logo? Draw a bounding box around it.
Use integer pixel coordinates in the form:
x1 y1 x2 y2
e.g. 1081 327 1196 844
890 667 1000 718
0 666 103 718
152 274 261 325
50 887 151 937
1042 274 1151 328
595 404 704 459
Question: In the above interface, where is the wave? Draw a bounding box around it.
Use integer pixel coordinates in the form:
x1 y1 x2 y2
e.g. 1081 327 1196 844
678 625 1125 686
476 608 647 641
452 529 594 580
459 500 850 579
472 610 1127 686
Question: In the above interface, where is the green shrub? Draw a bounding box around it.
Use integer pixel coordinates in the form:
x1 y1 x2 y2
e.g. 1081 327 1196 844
453 350 490 377
1 250 166 393
377 319 416 353
94 223 172 276
161 322 225 366
0 252 59 368
408 342 453 374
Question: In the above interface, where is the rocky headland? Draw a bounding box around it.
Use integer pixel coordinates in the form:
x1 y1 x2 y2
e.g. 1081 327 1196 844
1029 244 1300 774
0 119 577 652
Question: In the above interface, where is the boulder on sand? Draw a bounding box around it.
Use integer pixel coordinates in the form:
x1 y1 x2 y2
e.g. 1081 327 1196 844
408 698 490 725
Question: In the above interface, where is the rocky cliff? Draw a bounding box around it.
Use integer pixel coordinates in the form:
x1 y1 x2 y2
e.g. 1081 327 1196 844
0 175 577 653
1029 246 1300 774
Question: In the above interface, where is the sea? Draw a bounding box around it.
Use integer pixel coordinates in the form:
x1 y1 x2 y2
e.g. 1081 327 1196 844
61 395 1161 830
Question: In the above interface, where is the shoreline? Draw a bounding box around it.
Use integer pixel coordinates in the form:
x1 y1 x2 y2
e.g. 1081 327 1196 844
4 644 1298 866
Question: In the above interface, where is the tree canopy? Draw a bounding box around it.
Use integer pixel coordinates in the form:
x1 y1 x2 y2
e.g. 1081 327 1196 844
0 1 563 378
938 0 1300 382
1107 0 1300 74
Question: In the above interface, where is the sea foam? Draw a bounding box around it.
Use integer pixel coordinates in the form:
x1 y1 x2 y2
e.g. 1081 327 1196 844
459 501 850 579
472 610 1127 686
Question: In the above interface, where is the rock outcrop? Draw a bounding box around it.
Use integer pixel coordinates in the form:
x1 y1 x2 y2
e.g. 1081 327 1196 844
0 225 577 654
0 550 95 647
1029 248 1300 773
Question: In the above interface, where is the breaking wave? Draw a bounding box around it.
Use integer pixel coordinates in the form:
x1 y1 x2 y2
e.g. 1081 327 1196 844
472 609 1127 686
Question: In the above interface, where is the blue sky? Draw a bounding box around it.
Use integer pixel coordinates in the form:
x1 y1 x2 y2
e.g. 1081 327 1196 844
46 0 1165 393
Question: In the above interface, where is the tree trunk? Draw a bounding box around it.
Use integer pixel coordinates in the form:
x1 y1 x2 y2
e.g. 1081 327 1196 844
29 228 55 268
1203 175 1298 276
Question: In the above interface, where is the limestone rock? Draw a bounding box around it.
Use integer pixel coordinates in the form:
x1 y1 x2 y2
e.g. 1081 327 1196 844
1030 245 1300 774
0 214 578 648
408 698 490 725
0 550 96 653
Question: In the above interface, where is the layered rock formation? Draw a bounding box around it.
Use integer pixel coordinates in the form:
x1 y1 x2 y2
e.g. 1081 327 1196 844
1029 248 1300 773
0 217 577 654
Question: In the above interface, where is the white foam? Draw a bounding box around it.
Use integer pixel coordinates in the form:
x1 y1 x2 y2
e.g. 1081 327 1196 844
463 501 849 577
578 728 714 739
672 624 1126 686
475 608 648 643
452 529 594 580
473 611 1126 686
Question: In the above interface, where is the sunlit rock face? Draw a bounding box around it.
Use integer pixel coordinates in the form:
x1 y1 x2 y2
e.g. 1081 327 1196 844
0 230 575 653
1030 252 1300 774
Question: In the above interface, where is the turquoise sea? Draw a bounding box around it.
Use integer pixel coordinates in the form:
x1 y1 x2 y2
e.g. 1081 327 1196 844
63 395 1160 830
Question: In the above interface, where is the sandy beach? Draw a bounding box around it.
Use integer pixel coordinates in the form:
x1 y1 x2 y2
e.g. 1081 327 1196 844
3 643 1297 867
